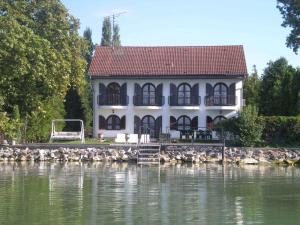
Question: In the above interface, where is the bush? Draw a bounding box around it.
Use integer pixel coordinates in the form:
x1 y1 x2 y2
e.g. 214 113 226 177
238 105 263 147
215 106 263 147
262 116 300 146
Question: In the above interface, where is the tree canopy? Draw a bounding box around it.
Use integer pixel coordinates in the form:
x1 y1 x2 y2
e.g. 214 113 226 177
100 17 121 47
113 24 121 47
101 17 112 46
259 57 300 116
277 0 300 53
243 65 261 108
0 0 91 142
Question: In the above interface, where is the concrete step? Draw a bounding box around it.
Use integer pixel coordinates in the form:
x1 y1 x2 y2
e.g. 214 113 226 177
138 158 160 161
138 153 159 156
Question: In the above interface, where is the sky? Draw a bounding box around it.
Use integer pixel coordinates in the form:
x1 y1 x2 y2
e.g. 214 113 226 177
61 0 299 75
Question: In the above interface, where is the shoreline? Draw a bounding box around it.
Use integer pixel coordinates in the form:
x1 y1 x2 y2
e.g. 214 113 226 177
0 144 300 166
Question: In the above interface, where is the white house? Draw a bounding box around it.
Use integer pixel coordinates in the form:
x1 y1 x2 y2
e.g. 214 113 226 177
88 46 247 140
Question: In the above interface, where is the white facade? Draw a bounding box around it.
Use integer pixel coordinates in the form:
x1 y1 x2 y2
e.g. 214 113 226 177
91 78 243 139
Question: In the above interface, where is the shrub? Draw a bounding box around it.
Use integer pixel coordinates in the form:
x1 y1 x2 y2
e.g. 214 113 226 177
238 105 264 147
262 116 300 146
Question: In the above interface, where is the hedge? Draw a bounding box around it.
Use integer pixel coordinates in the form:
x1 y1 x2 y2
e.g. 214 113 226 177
262 116 300 146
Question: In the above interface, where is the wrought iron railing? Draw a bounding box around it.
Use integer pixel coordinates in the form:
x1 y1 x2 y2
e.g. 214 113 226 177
168 95 201 106
133 95 165 106
204 95 236 106
97 94 129 106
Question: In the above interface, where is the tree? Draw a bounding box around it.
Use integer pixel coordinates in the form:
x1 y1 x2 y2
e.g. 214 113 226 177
259 58 298 116
83 27 95 68
243 65 261 107
113 24 121 47
277 0 300 53
238 105 264 147
101 17 112 46
0 0 90 142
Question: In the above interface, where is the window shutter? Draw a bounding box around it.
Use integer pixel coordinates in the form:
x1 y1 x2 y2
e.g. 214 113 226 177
120 115 126 129
98 115 106 129
170 83 177 105
134 83 142 105
134 115 141 135
229 83 236 105
170 116 177 130
170 83 177 96
229 83 235 95
205 83 213 105
155 116 162 138
191 116 198 130
120 83 127 105
191 83 199 105
98 83 106 105
206 83 213 96
156 83 163 106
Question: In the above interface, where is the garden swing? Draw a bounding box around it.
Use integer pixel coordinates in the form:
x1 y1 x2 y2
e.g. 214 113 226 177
49 119 85 144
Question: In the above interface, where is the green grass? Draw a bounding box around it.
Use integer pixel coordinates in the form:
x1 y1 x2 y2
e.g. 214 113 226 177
50 138 113 145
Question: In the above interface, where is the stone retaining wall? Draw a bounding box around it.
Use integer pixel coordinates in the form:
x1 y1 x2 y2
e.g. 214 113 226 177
0 145 299 165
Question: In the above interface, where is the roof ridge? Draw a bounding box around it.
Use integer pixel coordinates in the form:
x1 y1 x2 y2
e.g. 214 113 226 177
96 45 244 49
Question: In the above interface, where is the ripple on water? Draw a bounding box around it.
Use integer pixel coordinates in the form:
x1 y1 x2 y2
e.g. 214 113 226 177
0 162 300 225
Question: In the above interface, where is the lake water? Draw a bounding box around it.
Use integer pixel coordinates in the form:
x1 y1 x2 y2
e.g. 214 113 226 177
0 162 300 225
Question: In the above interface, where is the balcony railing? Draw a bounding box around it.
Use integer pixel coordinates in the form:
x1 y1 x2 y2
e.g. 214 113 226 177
97 94 129 106
204 95 236 106
133 95 165 106
168 95 201 106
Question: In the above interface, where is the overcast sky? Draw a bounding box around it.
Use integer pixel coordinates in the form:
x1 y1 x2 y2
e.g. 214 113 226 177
62 0 299 75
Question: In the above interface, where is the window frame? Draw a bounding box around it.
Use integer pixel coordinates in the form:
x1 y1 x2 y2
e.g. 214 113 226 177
213 83 228 105
177 83 191 105
177 115 191 131
107 82 121 105
142 83 156 105
106 115 121 130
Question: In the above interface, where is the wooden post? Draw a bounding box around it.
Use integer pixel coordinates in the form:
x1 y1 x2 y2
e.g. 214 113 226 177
222 129 225 164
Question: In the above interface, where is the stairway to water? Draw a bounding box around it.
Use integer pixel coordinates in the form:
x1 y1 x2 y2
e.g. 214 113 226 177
137 144 161 164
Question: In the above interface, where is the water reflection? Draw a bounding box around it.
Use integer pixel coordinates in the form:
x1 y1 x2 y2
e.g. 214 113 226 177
0 162 300 225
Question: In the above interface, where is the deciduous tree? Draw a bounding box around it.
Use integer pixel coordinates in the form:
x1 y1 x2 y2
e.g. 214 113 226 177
277 0 300 53
259 58 299 116
0 0 91 141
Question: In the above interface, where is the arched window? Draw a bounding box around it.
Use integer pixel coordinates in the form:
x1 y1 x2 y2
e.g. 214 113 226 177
142 83 156 105
106 115 121 130
107 83 121 105
141 115 155 137
177 116 191 131
214 83 228 105
213 116 226 126
177 83 191 105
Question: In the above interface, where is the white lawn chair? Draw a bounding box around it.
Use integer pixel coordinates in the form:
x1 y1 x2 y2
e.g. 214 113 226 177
140 134 150 143
114 133 126 143
127 134 139 143
170 131 180 139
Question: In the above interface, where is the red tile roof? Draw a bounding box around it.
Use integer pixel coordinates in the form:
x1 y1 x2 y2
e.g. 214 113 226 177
88 46 247 77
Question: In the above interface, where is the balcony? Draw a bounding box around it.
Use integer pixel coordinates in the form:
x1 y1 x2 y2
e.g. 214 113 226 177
205 95 236 109
133 95 165 108
168 95 201 109
97 94 128 108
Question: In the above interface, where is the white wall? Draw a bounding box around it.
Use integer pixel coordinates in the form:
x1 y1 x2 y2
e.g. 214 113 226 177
92 78 243 138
